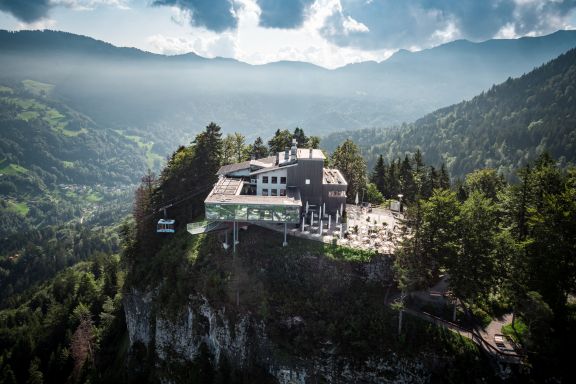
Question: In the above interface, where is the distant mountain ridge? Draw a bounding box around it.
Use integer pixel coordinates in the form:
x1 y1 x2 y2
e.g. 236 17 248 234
1 29 576 161
323 47 576 179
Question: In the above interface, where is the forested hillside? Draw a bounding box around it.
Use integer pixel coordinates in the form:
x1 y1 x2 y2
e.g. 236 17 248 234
2 29 575 149
0 80 146 305
323 48 576 180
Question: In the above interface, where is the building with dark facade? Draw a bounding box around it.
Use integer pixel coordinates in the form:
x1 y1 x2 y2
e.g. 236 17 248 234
203 140 347 225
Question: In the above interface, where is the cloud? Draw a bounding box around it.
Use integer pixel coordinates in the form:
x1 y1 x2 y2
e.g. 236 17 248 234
0 0 130 23
152 0 238 32
319 0 576 50
52 1 131 11
0 0 52 23
147 32 238 58
256 0 315 28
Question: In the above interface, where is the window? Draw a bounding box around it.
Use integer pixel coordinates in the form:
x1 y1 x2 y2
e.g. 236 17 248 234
280 189 286 196
280 177 287 184
271 176 277 184
271 189 278 196
262 189 268 196
262 176 269 183
305 179 310 185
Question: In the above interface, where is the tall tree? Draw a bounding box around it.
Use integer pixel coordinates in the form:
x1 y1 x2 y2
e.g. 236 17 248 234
250 136 268 159
331 139 367 203
370 155 387 195
439 163 450 190
464 168 505 201
292 127 308 147
268 129 292 155
450 190 499 303
308 136 321 149
400 155 416 202
396 189 461 290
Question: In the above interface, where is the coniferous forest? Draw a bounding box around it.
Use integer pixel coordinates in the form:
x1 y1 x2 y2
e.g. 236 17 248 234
0 26 575 384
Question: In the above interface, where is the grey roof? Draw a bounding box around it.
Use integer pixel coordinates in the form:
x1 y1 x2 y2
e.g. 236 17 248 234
297 148 325 160
216 156 277 176
217 160 251 176
323 168 347 185
205 177 301 207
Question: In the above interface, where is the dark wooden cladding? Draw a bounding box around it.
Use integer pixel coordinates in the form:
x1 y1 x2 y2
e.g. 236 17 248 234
287 158 324 206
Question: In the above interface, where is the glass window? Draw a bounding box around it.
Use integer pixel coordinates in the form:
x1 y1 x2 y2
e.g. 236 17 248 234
280 189 286 196
262 176 268 183
305 179 310 185
262 189 268 196
271 176 277 184
247 207 260 221
260 208 273 221
280 177 287 184
271 189 277 196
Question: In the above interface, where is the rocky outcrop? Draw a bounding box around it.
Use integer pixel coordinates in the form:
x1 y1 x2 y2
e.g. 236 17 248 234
124 289 430 384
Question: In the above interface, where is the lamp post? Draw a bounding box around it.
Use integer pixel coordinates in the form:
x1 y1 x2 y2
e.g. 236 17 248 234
397 194 404 213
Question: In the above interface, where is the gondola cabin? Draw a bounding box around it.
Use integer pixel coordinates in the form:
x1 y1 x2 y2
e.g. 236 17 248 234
157 219 176 233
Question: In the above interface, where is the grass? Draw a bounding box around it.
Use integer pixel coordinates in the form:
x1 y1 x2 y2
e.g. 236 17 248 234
502 317 528 344
123 134 163 169
0 161 29 176
17 111 39 121
0 85 13 94
86 192 103 203
0 92 85 136
2 199 29 216
22 79 54 96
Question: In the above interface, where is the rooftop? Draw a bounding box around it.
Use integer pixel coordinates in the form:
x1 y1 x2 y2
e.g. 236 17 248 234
297 148 325 160
205 176 301 207
323 168 347 185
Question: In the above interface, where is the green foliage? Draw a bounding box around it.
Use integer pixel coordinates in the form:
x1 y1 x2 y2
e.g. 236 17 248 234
323 48 576 181
365 182 384 204
0 253 125 384
331 139 367 203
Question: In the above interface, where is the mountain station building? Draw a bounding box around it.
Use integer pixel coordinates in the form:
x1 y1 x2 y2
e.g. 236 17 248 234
193 140 347 247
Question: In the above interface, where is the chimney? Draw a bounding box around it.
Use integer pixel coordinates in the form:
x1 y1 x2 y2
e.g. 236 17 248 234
284 147 289 161
309 148 313 159
290 139 297 161
275 152 279 164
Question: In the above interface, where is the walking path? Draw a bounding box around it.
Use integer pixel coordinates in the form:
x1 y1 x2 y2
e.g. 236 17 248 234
403 308 525 364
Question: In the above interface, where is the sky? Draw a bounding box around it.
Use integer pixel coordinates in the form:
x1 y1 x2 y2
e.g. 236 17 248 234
1 0 575 69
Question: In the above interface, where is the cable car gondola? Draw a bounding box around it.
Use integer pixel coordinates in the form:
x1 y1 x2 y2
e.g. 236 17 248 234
157 219 175 233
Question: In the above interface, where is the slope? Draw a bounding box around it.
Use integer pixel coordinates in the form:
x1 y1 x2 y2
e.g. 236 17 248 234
1 29 575 147
323 48 576 180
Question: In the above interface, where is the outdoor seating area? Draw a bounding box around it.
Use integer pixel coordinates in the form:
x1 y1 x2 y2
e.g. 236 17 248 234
263 204 404 254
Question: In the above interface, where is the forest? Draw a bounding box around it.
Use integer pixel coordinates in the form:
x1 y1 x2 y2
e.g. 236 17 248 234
323 47 576 180
386 152 576 382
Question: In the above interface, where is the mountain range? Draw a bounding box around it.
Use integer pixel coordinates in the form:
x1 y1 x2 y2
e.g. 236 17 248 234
2 29 576 153
323 47 576 179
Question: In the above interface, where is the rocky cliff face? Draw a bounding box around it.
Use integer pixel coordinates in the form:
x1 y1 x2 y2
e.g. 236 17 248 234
124 287 430 384
122 227 486 383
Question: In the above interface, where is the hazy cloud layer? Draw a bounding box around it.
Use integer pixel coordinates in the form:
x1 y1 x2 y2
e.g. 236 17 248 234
256 0 315 29
0 0 52 23
321 0 576 50
0 0 129 23
152 0 238 32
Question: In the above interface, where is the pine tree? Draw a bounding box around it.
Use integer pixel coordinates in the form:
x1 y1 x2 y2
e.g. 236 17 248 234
267 129 292 155
371 155 386 195
439 163 450 189
293 127 308 146
250 136 268 159
331 139 367 203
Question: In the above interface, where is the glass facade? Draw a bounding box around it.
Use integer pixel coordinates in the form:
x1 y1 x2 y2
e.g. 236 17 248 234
206 203 300 223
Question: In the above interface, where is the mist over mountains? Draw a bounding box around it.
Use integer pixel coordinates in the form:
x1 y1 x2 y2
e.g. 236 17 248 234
1 29 576 156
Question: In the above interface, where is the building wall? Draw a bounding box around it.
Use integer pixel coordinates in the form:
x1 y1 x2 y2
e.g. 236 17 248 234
255 168 288 196
287 159 324 206
323 184 347 214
